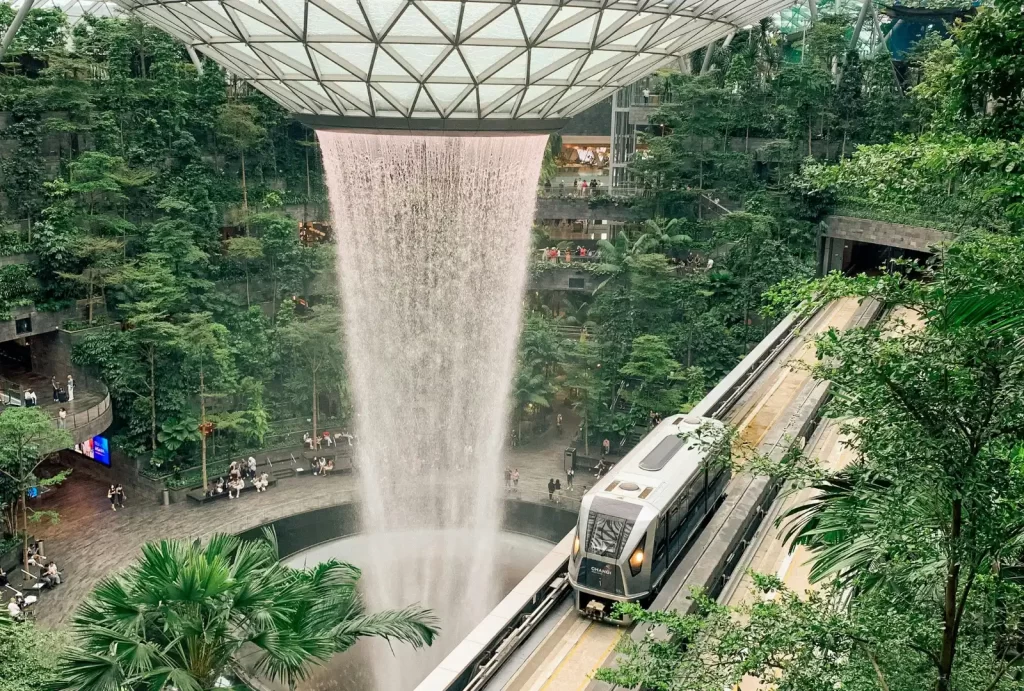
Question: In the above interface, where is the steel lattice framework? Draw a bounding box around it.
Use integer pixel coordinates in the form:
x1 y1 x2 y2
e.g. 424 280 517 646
109 0 795 129
6 0 123 25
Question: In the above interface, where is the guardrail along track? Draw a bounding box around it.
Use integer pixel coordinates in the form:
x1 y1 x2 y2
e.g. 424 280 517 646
417 298 883 691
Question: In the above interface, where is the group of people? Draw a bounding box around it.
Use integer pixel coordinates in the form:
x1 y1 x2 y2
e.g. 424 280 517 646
540 245 598 263
303 430 353 450
310 456 335 476
541 178 605 197
503 467 520 491
51 375 74 403
106 484 127 511
13 374 74 409
5 542 63 621
208 457 272 499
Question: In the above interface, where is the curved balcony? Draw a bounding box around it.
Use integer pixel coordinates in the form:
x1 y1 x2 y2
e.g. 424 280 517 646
1 374 113 445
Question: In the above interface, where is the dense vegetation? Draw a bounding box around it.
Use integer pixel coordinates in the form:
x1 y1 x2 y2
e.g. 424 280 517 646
598 3 1024 691
0 11 344 472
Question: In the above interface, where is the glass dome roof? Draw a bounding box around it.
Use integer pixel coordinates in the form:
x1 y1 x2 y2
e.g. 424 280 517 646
7 0 123 25
111 0 795 130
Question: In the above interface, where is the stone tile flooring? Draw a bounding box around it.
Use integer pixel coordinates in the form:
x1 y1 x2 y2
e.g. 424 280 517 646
28 420 584 628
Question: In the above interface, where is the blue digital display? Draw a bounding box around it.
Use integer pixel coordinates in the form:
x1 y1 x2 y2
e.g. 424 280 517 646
92 436 110 466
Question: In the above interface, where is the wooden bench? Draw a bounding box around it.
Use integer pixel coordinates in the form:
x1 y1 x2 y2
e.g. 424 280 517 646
186 476 278 504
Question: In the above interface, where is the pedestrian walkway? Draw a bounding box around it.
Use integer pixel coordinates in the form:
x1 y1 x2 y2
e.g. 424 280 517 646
29 421 576 628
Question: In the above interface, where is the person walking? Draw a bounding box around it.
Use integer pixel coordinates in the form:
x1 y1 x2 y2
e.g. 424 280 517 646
504 466 512 489
512 468 520 491
107 484 118 511
66 374 74 402
114 484 126 509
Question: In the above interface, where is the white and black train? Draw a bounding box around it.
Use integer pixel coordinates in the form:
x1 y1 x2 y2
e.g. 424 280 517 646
568 415 731 622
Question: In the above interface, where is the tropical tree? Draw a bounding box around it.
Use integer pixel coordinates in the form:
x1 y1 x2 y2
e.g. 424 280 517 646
279 307 345 444
50 531 438 691
216 103 266 230
0 407 72 566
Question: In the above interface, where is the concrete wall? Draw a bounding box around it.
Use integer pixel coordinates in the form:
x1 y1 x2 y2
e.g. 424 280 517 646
535 197 645 222
824 215 954 252
0 303 80 344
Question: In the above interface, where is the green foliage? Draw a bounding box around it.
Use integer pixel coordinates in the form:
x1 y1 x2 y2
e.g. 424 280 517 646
0 407 73 563
0 616 66 691
51 531 438 690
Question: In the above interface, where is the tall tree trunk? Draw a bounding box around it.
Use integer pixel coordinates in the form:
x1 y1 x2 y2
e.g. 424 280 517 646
149 348 157 452
244 261 251 307
240 148 249 235
808 121 813 158
937 498 963 690
312 368 318 447
88 279 94 324
20 486 28 572
200 368 208 492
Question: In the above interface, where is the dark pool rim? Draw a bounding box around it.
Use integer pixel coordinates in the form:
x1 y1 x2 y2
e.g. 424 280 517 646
237 498 578 561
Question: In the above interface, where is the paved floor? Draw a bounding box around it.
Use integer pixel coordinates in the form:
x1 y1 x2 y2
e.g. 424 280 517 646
27 417 580 628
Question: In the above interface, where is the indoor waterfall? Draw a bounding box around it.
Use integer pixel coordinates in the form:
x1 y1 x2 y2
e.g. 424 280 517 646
318 131 547 690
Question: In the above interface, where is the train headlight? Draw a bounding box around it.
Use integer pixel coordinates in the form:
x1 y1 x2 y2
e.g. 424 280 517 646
573 532 580 558
628 539 646 576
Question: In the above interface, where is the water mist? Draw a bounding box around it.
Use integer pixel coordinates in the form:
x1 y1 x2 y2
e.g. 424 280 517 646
318 131 547 690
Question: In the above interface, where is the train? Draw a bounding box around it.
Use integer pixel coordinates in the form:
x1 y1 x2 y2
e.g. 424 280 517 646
568 414 731 623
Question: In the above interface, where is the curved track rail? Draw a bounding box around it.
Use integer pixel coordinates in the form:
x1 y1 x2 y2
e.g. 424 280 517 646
416 298 883 691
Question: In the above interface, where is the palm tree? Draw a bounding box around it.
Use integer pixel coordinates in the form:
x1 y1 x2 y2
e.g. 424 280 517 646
50 530 438 691
640 217 693 258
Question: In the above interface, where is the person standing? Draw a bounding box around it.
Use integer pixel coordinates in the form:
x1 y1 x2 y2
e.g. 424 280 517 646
566 466 574 490
247 456 257 480
66 374 74 401
58 408 67 429
51 377 59 403
512 468 520 490
602 438 610 457
642 87 650 104
547 478 555 501
114 484 126 509
504 466 512 489
556 413 563 435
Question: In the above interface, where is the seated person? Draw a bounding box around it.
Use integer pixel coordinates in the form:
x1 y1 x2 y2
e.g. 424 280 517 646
41 562 60 588
210 477 226 497
228 460 241 481
322 431 334 447
322 459 334 477
0 566 8 588
253 472 270 492
227 477 244 499
8 594 27 622
303 432 314 450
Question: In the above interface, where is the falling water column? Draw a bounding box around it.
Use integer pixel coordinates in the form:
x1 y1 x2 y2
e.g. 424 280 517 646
318 131 547 690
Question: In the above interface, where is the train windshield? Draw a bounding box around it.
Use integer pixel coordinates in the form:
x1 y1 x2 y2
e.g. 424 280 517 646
585 512 634 558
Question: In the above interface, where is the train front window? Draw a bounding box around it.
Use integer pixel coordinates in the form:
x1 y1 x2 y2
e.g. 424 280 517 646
585 512 634 558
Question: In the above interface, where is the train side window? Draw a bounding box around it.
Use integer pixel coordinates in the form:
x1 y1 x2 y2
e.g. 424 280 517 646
653 518 667 564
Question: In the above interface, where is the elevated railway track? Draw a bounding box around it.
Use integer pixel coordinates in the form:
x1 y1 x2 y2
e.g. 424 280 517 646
416 297 884 691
